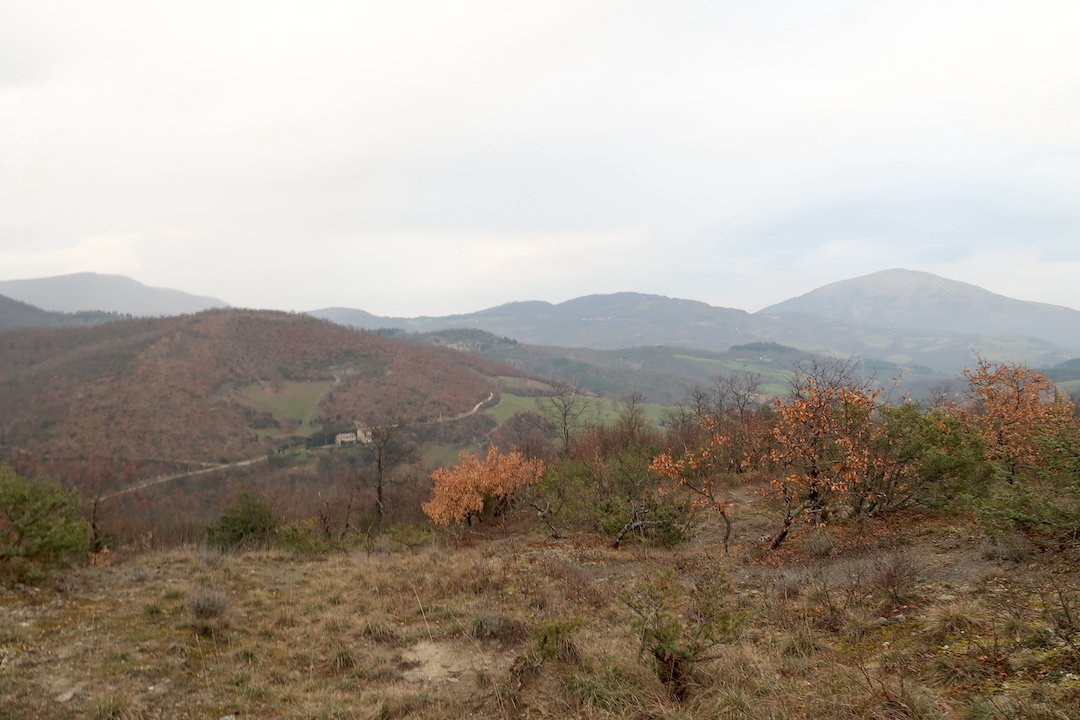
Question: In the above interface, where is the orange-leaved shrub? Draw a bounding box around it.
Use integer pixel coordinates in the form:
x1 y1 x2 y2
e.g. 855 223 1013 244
423 447 544 526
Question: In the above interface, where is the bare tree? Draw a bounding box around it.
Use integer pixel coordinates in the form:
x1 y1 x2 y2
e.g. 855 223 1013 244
682 371 763 422
362 420 422 525
923 380 956 410
492 410 553 460
787 356 873 399
713 372 762 417
536 380 597 452
614 390 651 448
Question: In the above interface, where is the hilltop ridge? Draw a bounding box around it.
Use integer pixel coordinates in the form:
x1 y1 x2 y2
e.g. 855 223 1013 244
758 268 1080 348
0 272 229 316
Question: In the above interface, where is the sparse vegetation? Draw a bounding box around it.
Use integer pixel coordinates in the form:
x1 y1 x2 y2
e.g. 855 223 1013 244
188 588 229 619
3 309 1080 719
3 508 1078 719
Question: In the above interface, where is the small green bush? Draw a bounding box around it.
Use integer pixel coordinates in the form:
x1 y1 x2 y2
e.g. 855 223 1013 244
383 524 432 552
598 498 693 548
532 617 582 663
206 490 279 550
0 466 89 580
622 569 743 700
278 518 333 554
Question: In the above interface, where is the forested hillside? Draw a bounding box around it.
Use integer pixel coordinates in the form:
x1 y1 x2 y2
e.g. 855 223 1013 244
0 310 526 480
0 293 123 329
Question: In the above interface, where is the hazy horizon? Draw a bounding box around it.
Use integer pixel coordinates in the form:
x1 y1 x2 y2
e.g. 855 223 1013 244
4 266 1080 319
3 1 1079 316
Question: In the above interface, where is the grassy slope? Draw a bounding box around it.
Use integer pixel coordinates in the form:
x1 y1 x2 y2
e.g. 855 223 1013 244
3 502 1078 720
238 380 335 436
487 393 673 428
1056 379 1080 394
487 393 540 424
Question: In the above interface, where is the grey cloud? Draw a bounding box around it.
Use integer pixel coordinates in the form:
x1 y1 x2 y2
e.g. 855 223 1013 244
721 189 1080 262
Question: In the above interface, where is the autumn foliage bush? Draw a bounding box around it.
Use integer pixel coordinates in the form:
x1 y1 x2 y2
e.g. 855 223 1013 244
961 357 1066 481
423 447 544 526
654 359 1000 550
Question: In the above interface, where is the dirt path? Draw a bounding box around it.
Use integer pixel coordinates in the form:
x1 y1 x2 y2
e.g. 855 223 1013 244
105 392 496 499
421 392 495 424
104 455 268 499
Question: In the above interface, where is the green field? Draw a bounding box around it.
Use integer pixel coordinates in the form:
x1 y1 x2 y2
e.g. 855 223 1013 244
422 443 478 466
238 380 334 436
760 382 788 396
496 375 554 393
672 354 725 364
590 397 673 427
1055 379 1080 394
486 393 541 424
488 393 675 429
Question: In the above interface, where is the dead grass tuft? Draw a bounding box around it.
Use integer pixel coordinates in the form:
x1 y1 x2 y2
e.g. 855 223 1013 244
188 588 229 619
980 534 1031 563
871 551 923 606
360 616 400 644
542 558 612 608
87 694 146 720
471 611 527 644
923 600 989 642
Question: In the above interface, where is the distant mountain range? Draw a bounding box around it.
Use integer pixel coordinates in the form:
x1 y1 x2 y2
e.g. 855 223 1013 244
313 294 755 350
311 270 1080 374
3 269 1078 375
0 272 228 316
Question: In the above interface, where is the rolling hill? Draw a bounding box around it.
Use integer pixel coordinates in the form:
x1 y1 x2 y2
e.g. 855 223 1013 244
0 272 229 316
312 277 1078 374
406 329 812 403
758 268 1080 349
0 293 123 329
0 310 529 480
313 293 757 350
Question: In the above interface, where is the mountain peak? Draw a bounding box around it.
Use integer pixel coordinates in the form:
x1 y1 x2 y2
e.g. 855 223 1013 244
0 272 229 316
758 269 1080 347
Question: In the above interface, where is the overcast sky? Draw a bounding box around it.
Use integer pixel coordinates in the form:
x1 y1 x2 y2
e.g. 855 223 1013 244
3 0 1079 315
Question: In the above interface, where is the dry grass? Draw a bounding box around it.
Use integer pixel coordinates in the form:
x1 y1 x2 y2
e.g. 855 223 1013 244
923 600 989 642
1 512 1079 719
188 588 229 619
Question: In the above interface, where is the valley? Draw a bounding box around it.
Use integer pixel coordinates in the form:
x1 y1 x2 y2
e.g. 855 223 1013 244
1 270 1079 720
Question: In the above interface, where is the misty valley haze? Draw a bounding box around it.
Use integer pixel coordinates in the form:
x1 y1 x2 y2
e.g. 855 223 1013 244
2 267 1078 378
4 5 1080 718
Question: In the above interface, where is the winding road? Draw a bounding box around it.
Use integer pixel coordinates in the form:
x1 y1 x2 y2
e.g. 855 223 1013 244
105 391 498 499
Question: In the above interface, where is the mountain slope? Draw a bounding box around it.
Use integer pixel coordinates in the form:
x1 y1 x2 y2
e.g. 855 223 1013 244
312 286 1075 374
312 292 758 349
758 268 1080 349
0 310 525 475
0 293 123 329
0 272 229 316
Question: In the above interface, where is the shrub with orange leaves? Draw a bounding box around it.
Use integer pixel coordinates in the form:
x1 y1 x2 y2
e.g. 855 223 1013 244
961 358 1066 481
423 447 545 526
962 360 1080 547
654 371 890 550
762 378 886 548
